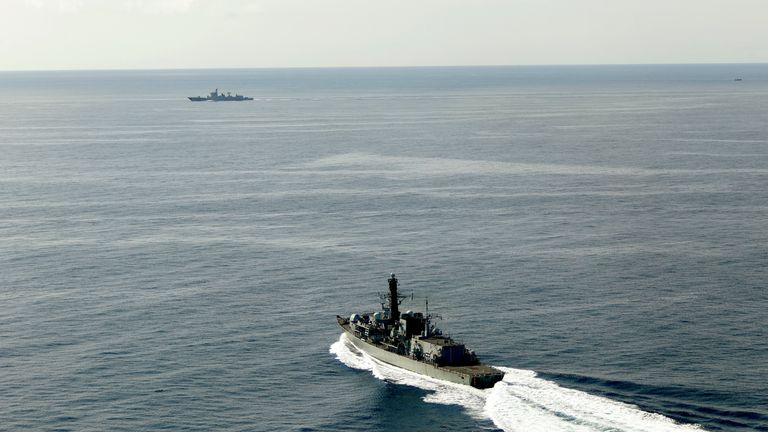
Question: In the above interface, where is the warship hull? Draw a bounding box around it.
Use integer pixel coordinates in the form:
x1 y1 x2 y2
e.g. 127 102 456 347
337 317 503 389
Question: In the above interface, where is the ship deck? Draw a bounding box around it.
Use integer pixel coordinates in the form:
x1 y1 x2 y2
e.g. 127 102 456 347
442 364 501 376
337 317 503 379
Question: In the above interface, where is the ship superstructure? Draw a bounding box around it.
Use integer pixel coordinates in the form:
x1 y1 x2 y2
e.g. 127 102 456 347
336 274 504 389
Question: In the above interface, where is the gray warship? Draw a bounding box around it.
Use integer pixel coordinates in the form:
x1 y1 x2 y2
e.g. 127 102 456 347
188 88 253 102
336 274 504 389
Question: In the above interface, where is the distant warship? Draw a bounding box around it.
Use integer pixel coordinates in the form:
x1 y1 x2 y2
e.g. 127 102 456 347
337 274 504 389
188 89 253 102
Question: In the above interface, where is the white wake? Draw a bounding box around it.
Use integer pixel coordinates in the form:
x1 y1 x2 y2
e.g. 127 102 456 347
330 334 703 432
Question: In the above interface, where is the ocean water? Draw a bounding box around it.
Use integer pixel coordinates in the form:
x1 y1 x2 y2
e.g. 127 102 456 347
1 65 767 431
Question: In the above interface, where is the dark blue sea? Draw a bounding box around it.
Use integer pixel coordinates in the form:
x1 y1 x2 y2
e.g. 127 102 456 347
1 65 767 432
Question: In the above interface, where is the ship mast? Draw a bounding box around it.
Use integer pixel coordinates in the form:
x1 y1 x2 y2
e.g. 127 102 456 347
388 273 400 321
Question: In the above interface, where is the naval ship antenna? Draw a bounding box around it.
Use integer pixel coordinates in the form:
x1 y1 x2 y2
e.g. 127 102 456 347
425 297 429 336
423 297 442 337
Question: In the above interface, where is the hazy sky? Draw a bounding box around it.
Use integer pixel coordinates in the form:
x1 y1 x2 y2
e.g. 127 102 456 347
2 0 767 70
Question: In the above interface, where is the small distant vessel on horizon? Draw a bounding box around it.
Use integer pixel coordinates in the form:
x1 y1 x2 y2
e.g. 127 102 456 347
734 77 743 81
188 88 253 102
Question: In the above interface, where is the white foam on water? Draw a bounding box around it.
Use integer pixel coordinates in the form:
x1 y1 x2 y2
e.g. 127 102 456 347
300 152 768 178
297 152 659 178
329 333 374 372
330 334 704 431
487 367 703 432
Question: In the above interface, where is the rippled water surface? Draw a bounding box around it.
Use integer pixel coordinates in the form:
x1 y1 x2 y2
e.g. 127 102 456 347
1 65 767 431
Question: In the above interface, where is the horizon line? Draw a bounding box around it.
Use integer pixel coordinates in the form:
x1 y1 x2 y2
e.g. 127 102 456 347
2 61 767 74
